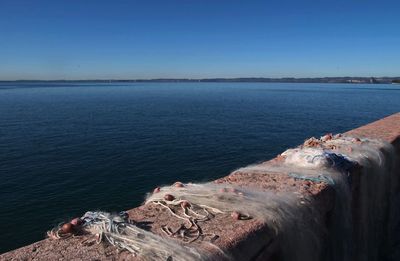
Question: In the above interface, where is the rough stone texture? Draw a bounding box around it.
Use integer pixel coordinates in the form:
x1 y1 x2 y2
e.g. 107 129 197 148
346 113 400 261
1 112 399 261
345 113 400 143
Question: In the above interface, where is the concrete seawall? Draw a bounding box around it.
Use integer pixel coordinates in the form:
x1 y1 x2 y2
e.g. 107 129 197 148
1 113 400 261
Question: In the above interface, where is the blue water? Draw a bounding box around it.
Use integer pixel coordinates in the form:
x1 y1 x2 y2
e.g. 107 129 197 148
0 82 399 253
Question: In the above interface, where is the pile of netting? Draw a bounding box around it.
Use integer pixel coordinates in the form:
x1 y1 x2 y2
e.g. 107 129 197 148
234 134 395 261
148 182 304 226
47 134 396 261
47 211 212 261
146 181 324 261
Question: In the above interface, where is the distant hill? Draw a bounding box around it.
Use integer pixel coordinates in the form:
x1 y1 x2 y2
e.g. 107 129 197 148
1 77 400 84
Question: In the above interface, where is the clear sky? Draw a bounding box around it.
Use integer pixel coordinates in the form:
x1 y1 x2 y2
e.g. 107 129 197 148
0 0 399 80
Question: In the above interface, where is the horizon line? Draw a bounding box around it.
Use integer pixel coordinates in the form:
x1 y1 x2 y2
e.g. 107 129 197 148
1 76 400 82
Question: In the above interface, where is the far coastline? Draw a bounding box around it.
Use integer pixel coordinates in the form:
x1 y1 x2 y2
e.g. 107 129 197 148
1 77 400 84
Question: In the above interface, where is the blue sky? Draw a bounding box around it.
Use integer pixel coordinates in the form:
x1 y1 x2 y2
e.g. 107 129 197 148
0 0 399 80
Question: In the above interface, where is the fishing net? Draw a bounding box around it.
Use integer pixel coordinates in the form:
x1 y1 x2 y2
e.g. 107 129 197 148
48 210 215 261
146 182 324 261
47 134 396 261
234 134 395 261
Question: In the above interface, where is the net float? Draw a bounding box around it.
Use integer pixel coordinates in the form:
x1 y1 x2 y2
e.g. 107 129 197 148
231 211 241 220
164 194 175 201
70 218 82 227
180 201 191 209
61 223 73 234
173 182 184 188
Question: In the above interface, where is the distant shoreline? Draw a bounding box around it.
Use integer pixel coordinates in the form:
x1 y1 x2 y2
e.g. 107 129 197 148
1 77 400 84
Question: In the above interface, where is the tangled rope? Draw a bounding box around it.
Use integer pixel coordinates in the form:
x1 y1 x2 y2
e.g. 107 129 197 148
146 183 251 244
288 172 335 185
47 211 206 261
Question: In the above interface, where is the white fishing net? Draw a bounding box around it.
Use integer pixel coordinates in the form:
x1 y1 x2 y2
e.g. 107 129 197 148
234 134 395 261
146 182 324 261
48 210 218 261
47 134 396 261
80 211 211 261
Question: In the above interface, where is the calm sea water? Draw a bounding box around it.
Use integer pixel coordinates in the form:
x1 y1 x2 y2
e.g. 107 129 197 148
0 82 399 253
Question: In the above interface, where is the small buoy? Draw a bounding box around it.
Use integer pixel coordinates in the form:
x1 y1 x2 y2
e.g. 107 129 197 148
61 223 73 234
153 187 161 193
181 201 190 209
231 211 241 220
334 133 342 139
70 218 82 227
322 133 333 141
164 194 175 201
173 182 184 188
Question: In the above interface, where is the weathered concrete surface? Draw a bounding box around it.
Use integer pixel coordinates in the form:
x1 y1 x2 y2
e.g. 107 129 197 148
345 113 400 143
1 113 399 261
346 113 400 261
